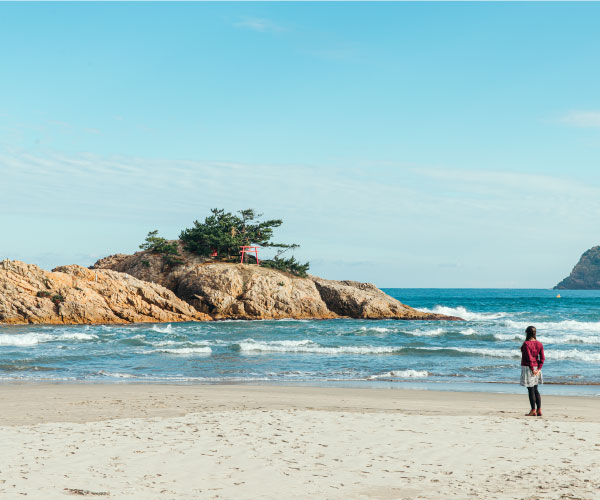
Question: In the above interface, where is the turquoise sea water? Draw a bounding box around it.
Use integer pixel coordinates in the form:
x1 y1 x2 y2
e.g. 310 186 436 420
1 289 599 395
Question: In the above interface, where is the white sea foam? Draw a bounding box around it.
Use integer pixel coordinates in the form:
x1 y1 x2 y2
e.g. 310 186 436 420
0 333 54 346
359 326 393 333
97 370 137 378
152 340 180 347
446 346 519 358
238 340 401 355
0 331 96 346
504 319 600 333
151 324 173 334
544 349 600 362
438 346 600 362
460 328 477 335
494 333 600 345
541 335 600 345
237 341 521 357
59 332 98 341
153 347 212 355
493 333 524 342
241 339 313 347
404 328 445 337
418 305 507 321
92 373 274 382
368 369 429 379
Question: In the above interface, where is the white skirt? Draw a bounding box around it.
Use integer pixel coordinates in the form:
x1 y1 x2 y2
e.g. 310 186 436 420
520 366 543 387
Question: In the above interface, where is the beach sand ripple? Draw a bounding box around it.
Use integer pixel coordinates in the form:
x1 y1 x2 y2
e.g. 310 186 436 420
0 385 598 499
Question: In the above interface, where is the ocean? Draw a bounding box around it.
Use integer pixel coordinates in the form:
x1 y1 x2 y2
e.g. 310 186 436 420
1 289 599 395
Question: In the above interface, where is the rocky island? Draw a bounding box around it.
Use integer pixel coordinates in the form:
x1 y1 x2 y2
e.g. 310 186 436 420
555 245 600 289
0 209 463 324
91 245 461 321
0 253 461 324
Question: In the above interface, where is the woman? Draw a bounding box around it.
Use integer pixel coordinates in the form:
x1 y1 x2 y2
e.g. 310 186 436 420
520 326 545 416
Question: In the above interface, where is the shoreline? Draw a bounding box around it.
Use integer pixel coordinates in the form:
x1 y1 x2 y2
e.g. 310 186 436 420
2 378 599 396
1 383 599 426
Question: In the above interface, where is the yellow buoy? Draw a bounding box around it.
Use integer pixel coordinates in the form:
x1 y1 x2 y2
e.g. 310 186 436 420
556 294 561 298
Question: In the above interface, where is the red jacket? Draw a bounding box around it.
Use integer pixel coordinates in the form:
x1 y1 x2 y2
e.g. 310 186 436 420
521 340 545 370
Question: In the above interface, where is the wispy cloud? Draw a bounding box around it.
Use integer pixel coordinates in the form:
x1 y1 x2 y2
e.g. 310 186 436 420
2 148 599 286
417 167 600 216
418 168 587 193
234 17 285 33
559 110 600 128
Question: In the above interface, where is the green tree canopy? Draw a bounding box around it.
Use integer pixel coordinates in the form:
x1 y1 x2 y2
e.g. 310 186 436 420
261 255 310 278
140 209 309 276
139 230 183 268
179 208 299 258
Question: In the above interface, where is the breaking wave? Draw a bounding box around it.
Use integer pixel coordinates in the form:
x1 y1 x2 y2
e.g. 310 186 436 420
0 332 97 346
368 369 429 379
237 340 402 355
452 346 600 362
504 319 600 333
404 328 445 337
494 333 600 344
151 324 173 334
234 341 600 362
417 305 508 321
359 326 393 333
151 347 212 355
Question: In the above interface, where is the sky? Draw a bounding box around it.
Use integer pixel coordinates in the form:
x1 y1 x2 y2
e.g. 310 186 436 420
1 2 600 288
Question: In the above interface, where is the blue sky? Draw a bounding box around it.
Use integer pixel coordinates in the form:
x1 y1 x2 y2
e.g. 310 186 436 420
1 2 600 287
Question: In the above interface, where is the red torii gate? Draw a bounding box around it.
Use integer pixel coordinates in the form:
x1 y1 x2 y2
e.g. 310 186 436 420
240 245 260 265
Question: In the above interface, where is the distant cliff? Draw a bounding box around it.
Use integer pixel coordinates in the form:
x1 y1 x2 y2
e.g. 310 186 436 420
555 246 600 289
92 244 463 321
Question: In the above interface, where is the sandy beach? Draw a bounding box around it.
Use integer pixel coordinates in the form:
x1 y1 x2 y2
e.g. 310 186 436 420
0 385 598 499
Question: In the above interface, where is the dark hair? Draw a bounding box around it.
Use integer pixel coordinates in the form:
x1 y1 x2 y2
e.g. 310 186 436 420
525 326 536 341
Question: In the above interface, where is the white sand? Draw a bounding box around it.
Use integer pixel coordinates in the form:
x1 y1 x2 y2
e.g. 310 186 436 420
0 384 598 499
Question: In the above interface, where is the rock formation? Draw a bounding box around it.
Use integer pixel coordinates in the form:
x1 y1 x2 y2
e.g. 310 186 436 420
92 245 463 321
312 277 444 320
0 259 210 325
555 246 600 289
175 263 337 320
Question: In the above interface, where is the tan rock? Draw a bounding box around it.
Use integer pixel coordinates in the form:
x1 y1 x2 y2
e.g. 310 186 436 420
177 263 337 320
311 277 462 320
93 246 463 321
0 259 210 325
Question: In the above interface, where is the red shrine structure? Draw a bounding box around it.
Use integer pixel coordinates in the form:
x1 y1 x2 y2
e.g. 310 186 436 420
240 245 260 265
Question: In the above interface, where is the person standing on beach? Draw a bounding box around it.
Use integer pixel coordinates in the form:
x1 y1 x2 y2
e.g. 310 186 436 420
520 326 545 416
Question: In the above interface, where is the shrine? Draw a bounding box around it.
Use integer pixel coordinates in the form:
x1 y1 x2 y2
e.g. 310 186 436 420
240 245 260 265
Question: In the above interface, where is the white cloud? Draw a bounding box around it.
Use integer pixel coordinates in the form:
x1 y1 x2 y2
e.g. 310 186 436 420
234 17 285 33
559 110 600 128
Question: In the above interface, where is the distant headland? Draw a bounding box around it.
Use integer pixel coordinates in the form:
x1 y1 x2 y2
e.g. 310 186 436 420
555 246 600 290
